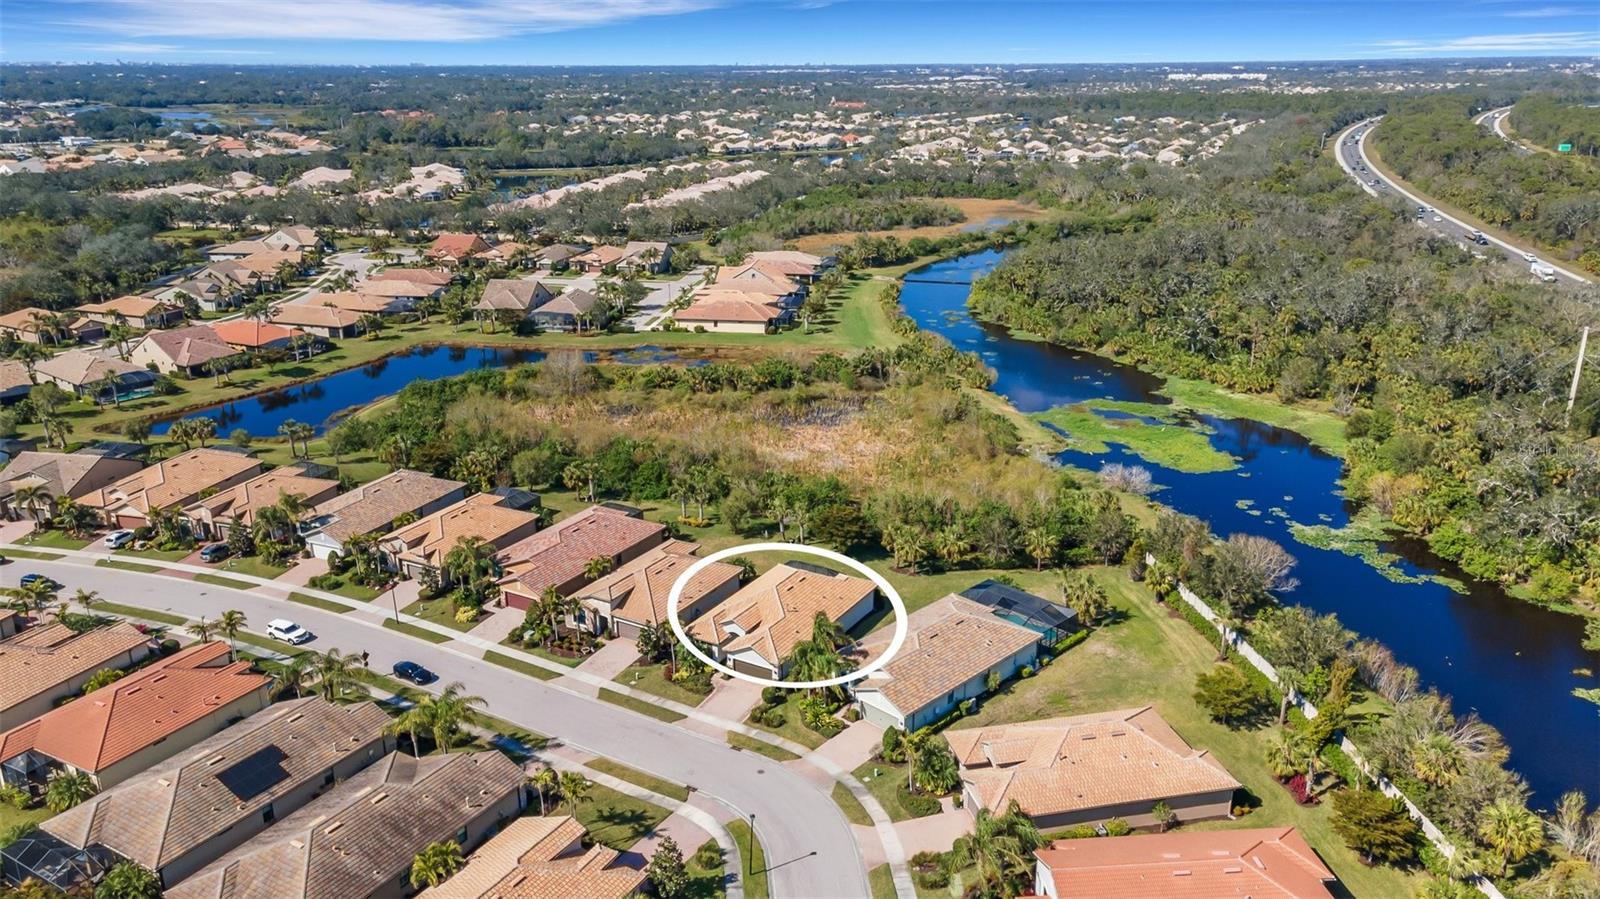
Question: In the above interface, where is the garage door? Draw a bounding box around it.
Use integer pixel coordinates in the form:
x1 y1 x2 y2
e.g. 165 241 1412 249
859 700 903 730
613 619 642 639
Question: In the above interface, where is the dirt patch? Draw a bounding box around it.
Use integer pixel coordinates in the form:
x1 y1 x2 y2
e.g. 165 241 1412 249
790 197 1047 254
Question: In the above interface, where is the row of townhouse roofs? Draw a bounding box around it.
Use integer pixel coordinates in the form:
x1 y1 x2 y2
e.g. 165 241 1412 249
0 130 336 177
669 250 832 334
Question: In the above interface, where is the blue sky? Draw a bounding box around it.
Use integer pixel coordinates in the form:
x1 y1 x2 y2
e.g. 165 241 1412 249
4 0 1597 65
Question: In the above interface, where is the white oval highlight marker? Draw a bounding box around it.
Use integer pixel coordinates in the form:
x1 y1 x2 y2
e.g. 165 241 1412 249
664 541 908 690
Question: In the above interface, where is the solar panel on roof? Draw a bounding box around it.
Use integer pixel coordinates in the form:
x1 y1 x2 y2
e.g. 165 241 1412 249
215 744 291 801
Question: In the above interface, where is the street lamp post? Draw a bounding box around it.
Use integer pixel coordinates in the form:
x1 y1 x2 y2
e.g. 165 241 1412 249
386 580 400 623
746 812 755 878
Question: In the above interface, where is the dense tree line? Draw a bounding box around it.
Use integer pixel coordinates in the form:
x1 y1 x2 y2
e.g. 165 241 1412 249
1511 94 1600 160
967 114 1600 605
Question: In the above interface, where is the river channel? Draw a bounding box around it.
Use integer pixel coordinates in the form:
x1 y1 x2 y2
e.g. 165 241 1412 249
898 249 1600 808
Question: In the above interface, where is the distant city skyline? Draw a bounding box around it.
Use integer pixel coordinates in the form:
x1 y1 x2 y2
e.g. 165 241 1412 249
3 0 1597 65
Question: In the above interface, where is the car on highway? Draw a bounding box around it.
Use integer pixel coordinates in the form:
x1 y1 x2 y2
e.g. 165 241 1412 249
1432 215 1443 222
19 573 59 590
104 529 136 549
1523 251 1539 263
266 618 313 644
198 543 231 563
392 660 438 684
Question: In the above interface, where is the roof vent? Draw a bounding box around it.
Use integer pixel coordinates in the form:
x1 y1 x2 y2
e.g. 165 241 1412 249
290 839 304 849
206 754 226 766
325 821 344 835
369 792 388 805
287 712 305 724
1172 870 1191 877
1222 866 1243 874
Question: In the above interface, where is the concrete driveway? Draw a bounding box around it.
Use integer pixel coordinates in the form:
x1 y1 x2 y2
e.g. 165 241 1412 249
4 556 873 899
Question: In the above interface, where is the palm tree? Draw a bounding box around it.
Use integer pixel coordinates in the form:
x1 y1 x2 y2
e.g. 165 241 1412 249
1212 597 1242 660
98 369 124 406
562 460 598 502
529 766 559 815
276 652 315 699
1059 570 1110 627
558 770 592 816
315 648 358 701
1479 799 1544 877
105 323 136 360
932 526 968 569
948 800 1045 898
44 769 97 812
278 419 306 458
387 701 435 756
408 840 464 889
73 588 100 616
96 860 161 899
425 681 486 754
1022 525 1056 571
12 483 53 523
1150 800 1177 833
17 577 59 614
902 727 930 792
218 610 247 656
289 422 316 459
582 555 614 581
443 535 495 588
534 586 580 647
191 616 216 641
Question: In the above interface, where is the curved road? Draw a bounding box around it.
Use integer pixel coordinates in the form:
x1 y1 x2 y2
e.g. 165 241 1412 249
1474 105 1530 156
1334 118 1591 288
8 557 873 899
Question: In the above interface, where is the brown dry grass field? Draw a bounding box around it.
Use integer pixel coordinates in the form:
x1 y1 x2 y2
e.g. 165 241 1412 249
790 198 1048 254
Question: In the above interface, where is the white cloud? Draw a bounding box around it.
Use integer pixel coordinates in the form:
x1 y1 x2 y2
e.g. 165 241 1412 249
1499 5 1587 17
70 0 724 42
1370 31 1599 53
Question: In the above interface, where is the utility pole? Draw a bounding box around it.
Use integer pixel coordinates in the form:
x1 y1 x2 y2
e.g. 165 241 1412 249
1568 326 1591 424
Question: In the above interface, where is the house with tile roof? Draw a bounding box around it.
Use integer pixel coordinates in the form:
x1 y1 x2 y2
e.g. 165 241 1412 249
852 593 1042 731
417 815 646 899
128 325 244 376
168 750 526 899
427 233 492 265
149 278 242 314
746 249 830 281
378 493 542 583
356 278 445 306
33 350 160 403
0 642 270 791
1032 827 1337 899
0 361 31 406
674 291 789 334
80 448 264 530
946 706 1241 830
0 307 65 345
474 278 554 322
574 540 743 638
262 226 324 254
0 622 152 728
532 244 585 271
208 320 312 353
73 295 184 330
713 262 805 303
20 698 392 892
528 288 605 333
688 562 878 679
367 268 454 288
268 303 367 339
0 449 144 522
182 463 340 541
311 290 411 316
495 505 667 610
299 469 467 560
206 238 272 261
568 244 628 273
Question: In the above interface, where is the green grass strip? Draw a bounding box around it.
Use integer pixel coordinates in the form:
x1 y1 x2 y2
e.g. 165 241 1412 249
95 558 162 573
4 548 66 560
482 649 559 681
727 820 770 899
381 617 451 643
192 573 255 590
725 731 800 762
831 782 873 826
289 592 355 614
585 758 691 802
87 601 187 627
597 688 685 723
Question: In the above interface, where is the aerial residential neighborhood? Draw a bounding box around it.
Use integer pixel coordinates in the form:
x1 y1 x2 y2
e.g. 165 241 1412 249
0 6 1596 899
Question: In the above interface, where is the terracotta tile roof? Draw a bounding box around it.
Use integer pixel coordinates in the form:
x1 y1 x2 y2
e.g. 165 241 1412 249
0 361 30 394
854 594 1039 719
269 304 365 329
135 325 241 369
676 294 784 325
168 750 525 899
475 279 553 312
234 250 303 276
184 466 340 529
533 289 599 318
368 268 453 287
945 707 1241 819
0 307 52 334
358 279 442 299
497 505 665 597
577 540 743 627
714 263 800 295
1033 827 1336 899
429 233 491 259
208 320 305 348
417 816 646 899
574 245 627 267
745 250 823 274
0 642 268 774
309 291 397 313
304 468 465 545
689 563 875 670
0 450 137 503
210 239 270 256
82 448 262 516
34 350 149 388
379 494 542 569
41 698 391 873
0 623 150 717
75 295 177 318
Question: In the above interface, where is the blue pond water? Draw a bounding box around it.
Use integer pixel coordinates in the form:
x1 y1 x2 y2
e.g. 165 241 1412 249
155 343 687 437
899 250 1600 808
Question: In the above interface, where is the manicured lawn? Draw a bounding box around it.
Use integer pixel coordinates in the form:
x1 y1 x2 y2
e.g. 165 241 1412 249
614 663 710 706
402 597 479 632
193 573 255 590
20 529 93 550
289 592 354 614
725 731 800 762
557 784 670 851
598 688 686 723
88 600 187 627
331 580 382 602
217 555 290 580
868 864 897 899
521 642 586 668
745 692 829 750
831 782 873 826
0 802 52 838
952 565 1424 899
727 819 769 899
687 840 730 899
852 759 938 822
482 649 559 681
95 558 161 573
381 617 451 643
6 548 65 560
586 757 691 802
116 547 193 562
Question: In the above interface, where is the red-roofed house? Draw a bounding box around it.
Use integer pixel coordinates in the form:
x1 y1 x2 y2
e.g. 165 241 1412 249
1032 827 1337 899
495 505 667 610
0 642 271 791
426 233 491 265
208 320 311 353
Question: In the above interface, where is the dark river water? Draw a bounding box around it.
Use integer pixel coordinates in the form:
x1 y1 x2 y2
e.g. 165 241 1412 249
899 249 1600 808
155 343 687 437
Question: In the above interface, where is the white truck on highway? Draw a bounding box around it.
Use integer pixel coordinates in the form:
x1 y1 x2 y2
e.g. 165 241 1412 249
1531 262 1557 283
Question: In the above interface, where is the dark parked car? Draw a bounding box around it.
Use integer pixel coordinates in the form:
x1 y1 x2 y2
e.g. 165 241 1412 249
392 661 437 685
198 543 231 563
19 573 58 589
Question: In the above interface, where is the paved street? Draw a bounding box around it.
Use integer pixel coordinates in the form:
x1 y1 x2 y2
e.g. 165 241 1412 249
3 557 872 899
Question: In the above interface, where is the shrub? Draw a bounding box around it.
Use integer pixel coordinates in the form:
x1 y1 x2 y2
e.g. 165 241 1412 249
692 842 722 869
0 784 30 810
1020 665 1035 678
1103 818 1132 836
897 783 942 817
761 686 787 705
308 573 345 591
1057 825 1098 840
